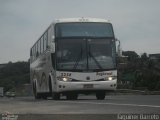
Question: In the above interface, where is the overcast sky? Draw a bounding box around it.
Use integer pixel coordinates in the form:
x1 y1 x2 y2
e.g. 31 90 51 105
0 0 160 63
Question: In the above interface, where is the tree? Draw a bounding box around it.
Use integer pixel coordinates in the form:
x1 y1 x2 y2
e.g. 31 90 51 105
0 61 30 92
141 53 148 62
122 51 139 61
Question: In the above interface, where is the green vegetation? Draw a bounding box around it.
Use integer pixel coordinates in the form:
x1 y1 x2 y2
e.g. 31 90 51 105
0 61 29 92
118 51 160 91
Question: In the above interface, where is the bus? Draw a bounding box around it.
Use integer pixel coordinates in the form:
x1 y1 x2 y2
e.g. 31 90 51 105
30 18 118 100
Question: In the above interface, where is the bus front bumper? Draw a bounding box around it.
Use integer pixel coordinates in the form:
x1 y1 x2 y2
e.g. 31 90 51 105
56 80 117 93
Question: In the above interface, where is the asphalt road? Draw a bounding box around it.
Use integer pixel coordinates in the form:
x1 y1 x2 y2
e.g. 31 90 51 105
0 95 160 120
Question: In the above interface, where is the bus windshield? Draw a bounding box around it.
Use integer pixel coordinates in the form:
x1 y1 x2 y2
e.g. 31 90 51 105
56 38 116 71
55 23 114 38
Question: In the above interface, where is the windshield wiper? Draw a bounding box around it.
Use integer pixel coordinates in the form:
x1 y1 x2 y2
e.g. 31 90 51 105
73 45 83 70
88 46 103 69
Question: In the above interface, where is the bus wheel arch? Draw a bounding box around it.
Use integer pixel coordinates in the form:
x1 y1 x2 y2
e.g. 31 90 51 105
48 75 60 100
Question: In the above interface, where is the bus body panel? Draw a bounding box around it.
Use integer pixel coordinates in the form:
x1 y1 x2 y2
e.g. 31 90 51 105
30 51 51 92
54 70 117 92
57 80 117 92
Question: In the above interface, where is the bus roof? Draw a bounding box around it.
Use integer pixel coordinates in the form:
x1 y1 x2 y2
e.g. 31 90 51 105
52 18 111 24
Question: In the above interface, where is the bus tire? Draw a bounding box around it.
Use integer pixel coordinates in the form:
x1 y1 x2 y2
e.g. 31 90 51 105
33 82 41 99
96 91 105 100
49 77 52 96
52 93 60 100
41 94 48 99
66 93 78 100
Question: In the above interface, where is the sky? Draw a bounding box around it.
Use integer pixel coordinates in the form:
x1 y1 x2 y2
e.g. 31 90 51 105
0 0 160 63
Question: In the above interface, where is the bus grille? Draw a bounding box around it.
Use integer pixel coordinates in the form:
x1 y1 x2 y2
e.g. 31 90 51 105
71 79 105 82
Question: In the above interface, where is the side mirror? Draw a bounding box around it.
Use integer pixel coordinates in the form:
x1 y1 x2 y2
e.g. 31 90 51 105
115 38 128 66
51 35 55 52
115 38 122 57
52 35 55 42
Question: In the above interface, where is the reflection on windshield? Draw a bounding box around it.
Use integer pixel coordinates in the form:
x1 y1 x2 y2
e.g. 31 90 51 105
57 39 86 70
55 23 114 38
56 38 116 71
88 39 115 70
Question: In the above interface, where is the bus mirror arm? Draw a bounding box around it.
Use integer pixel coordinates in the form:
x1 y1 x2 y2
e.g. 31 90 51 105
50 36 55 52
115 38 122 57
52 36 55 42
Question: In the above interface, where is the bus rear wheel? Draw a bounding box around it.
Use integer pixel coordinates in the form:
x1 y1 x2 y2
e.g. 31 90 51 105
96 91 105 100
66 93 78 100
33 83 41 99
41 94 48 99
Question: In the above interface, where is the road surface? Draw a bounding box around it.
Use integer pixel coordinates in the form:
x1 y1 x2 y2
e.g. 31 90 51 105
0 95 160 120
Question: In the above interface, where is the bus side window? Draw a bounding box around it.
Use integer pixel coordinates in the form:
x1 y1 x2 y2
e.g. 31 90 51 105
41 37 44 53
35 42 38 58
33 45 36 60
38 40 41 55
36 51 39 57
46 31 48 49
30 49 32 62
44 33 47 51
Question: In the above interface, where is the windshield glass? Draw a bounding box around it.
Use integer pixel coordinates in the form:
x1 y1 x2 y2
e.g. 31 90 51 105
55 23 114 38
56 38 116 71
56 39 87 70
88 39 115 70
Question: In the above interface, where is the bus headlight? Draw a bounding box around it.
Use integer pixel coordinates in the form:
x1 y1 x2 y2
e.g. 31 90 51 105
108 77 113 81
60 77 72 82
62 77 68 82
105 76 117 81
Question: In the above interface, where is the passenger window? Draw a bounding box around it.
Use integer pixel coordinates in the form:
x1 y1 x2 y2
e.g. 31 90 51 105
44 32 48 51
41 36 44 53
38 40 41 55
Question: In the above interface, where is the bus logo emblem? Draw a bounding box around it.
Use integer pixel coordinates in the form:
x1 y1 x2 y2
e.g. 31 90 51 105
86 76 90 80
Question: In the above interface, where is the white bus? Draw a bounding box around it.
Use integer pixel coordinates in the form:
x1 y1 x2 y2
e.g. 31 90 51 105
30 18 118 100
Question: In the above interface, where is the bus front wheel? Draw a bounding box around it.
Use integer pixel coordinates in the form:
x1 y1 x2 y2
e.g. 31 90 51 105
66 93 78 100
52 93 60 100
96 91 105 100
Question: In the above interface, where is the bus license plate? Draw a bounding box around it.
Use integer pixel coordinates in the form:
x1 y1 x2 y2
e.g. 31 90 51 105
83 84 93 89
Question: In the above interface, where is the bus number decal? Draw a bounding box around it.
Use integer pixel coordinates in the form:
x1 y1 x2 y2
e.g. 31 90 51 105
61 73 71 77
